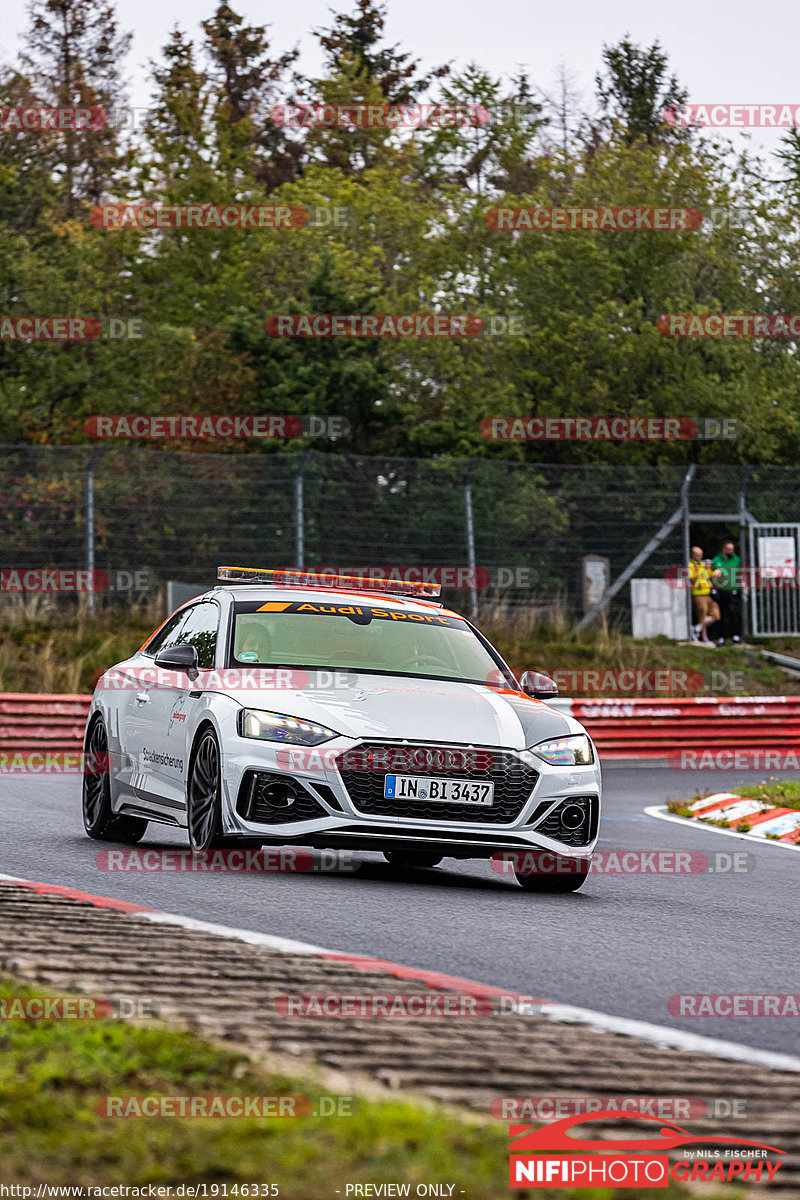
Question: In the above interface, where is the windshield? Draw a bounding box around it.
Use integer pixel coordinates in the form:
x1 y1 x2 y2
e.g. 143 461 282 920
229 599 505 685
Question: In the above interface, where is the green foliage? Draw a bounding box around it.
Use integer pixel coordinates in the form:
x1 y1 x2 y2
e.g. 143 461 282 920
0 8 798 466
736 780 800 810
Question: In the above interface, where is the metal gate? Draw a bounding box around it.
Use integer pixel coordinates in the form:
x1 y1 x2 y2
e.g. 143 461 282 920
747 522 800 636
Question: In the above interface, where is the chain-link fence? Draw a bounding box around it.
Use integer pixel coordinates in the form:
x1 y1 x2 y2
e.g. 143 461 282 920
0 446 793 628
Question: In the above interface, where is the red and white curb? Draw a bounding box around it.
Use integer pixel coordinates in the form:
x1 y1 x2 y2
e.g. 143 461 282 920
2 870 800 1075
647 793 800 852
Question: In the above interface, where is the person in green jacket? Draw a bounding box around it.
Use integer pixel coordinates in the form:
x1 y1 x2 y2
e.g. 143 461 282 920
711 540 742 645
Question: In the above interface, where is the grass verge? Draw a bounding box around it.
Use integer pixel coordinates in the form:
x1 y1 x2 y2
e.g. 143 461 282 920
0 604 797 697
0 977 732 1197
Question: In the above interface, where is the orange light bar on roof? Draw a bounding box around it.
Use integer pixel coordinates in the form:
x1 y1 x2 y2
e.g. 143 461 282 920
217 566 442 598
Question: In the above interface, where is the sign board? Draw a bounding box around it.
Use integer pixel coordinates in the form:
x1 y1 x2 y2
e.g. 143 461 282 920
582 555 610 613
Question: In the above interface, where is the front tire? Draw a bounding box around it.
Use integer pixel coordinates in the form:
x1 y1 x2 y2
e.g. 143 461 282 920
514 867 590 893
187 728 229 850
383 850 443 869
82 718 148 843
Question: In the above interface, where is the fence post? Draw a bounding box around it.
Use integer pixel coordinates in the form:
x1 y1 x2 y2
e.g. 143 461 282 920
464 462 478 622
739 466 752 638
294 451 312 567
681 467 693 639
86 447 102 617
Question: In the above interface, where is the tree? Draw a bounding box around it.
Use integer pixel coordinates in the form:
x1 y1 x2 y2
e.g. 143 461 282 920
20 0 131 214
315 0 447 104
417 66 545 195
201 2 303 190
300 0 448 176
595 37 688 147
144 28 212 190
0 65 62 233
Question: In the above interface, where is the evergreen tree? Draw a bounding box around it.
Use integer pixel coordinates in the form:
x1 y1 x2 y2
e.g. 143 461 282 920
201 2 303 190
595 37 688 146
21 0 131 214
315 0 447 104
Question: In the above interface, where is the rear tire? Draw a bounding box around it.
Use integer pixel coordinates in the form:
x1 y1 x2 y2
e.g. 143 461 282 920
514 867 589 893
383 850 443 869
82 718 148 844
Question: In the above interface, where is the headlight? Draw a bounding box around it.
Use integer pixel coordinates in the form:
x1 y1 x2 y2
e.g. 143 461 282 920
530 734 594 766
239 709 339 745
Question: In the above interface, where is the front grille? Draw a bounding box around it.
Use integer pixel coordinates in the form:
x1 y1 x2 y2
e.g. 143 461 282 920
336 742 539 825
535 795 598 846
236 771 327 824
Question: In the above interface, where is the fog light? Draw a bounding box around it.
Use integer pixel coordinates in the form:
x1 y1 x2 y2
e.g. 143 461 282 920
560 802 586 832
258 779 297 809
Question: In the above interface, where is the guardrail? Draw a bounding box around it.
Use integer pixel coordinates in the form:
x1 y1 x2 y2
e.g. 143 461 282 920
549 695 800 759
0 693 91 754
0 692 797 763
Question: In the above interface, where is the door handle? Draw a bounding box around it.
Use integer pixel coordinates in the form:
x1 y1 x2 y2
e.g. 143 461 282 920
135 692 149 704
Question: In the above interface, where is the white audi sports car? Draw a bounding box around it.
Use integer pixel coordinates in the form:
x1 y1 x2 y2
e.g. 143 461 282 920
83 568 601 891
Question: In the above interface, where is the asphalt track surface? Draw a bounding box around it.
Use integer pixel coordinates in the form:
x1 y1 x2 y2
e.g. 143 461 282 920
1 765 798 1057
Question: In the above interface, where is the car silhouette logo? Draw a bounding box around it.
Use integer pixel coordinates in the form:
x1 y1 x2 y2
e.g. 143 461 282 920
510 1111 784 1156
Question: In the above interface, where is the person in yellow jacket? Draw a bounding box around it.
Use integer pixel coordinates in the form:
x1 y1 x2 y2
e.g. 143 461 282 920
688 545 720 645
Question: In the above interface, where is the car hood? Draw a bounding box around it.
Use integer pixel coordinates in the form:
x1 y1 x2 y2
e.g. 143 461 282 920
229 673 582 749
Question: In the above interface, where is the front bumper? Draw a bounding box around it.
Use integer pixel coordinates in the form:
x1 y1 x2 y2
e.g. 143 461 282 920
220 732 602 859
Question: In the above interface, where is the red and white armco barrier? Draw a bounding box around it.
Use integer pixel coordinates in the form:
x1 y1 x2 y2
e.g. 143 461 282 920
1 692 798 763
548 696 800 760
0 693 91 754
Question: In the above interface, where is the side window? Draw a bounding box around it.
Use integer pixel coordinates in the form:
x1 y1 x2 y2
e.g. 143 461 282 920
145 608 192 657
173 602 219 669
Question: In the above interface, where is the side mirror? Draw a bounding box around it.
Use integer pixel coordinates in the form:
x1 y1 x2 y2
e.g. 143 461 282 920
519 670 558 701
154 643 199 680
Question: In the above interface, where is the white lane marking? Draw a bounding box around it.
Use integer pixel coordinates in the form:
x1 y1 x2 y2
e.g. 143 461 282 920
536 1001 800 1074
138 908 339 955
5 871 800 1074
645 805 800 853
139 909 800 1074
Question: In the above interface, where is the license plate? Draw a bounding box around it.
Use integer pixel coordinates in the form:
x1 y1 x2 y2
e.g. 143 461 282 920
383 774 494 805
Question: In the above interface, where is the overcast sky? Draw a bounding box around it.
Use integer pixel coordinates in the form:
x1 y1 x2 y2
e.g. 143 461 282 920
4 0 799 159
